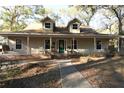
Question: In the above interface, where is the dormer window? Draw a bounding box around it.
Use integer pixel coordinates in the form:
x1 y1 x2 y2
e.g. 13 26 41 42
45 23 51 29
72 24 78 29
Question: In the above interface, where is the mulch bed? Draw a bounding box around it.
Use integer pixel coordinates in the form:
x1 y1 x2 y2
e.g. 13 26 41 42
0 60 62 88
0 54 51 62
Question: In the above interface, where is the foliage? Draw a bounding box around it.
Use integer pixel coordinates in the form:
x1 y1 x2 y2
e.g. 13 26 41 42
101 5 124 34
60 5 124 34
6 67 22 78
74 5 98 25
0 5 46 31
0 5 124 34
0 5 62 31
106 39 118 57
0 6 33 31
60 5 98 25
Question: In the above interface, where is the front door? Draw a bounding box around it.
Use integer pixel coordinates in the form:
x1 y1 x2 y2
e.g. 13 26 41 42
59 40 64 53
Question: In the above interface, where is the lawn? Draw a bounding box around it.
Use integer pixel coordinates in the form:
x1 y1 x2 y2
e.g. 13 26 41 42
0 59 62 88
72 56 124 88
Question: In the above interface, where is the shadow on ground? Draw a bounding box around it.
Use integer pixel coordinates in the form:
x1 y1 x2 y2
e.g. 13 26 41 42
1 57 124 88
0 62 61 88
72 57 124 88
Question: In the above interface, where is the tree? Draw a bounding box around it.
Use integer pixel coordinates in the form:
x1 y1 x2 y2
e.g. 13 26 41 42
0 6 35 31
98 8 119 34
99 5 124 51
74 5 98 26
0 5 61 31
102 5 124 34
34 6 61 23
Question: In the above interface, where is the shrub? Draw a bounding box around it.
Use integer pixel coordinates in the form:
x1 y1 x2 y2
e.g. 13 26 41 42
6 68 21 78
106 45 118 57
90 52 105 57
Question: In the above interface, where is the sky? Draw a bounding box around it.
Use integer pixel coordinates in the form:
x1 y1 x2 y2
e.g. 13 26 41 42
43 5 70 26
42 5 118 30
0 5 120 33
43 5 68 10
0 0 124 6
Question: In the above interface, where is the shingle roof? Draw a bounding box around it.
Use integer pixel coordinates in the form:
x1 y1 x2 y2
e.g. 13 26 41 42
67 18 82 28
23 22 43 31
0 17 112 36
40 16 55 23
21 21 99 35
80 28 99 34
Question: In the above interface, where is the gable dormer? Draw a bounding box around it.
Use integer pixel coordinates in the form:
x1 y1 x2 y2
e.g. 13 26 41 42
67 18 81 33
41 16 55 32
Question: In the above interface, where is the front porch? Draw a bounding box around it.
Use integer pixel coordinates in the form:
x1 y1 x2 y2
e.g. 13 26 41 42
2 35 118 56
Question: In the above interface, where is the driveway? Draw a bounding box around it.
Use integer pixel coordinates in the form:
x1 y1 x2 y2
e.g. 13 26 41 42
55 59 92 88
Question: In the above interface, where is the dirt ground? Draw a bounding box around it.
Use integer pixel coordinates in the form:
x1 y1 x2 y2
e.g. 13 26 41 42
1 56 124 88
0 59 62 88
72 56 124 88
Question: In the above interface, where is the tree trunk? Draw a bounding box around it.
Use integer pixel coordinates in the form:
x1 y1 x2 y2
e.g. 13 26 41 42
112 8 122 34
118 19 123 34
112 8 123 53
10 18 13 31
10 7 17 31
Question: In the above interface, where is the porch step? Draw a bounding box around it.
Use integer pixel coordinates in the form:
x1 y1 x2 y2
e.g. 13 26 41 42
51 53 68 59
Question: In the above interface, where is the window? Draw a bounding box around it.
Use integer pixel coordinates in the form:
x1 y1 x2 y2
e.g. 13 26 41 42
45 23 51 29
72 40 77 49
96 40 102 49
16 39 22 49
72 24 78 29
45 40 50 49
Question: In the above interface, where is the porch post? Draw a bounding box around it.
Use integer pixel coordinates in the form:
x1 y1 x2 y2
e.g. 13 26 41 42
27 36 31 55
94 37 96 51
50 37 52 52
73 37 74 51
6 36 9 45
66 39 67 50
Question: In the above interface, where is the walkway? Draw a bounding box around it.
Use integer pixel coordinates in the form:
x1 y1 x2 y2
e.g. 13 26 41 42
58 59 92 88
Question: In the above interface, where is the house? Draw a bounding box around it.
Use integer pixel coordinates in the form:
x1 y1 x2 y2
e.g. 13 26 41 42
0 16 119 55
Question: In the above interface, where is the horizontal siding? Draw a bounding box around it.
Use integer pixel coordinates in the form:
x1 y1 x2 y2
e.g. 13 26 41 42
7 37 110 55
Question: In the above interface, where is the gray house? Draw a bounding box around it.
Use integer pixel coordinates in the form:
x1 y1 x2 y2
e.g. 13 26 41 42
0 17 119 55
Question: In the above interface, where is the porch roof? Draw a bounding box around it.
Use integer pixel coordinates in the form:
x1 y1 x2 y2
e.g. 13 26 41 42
0 32 118 38
119 35 124 38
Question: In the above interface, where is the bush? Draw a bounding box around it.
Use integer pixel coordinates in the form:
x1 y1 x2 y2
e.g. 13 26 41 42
106 45 118 57
6 68 21 78
2 44 10 53
90 52 105 57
